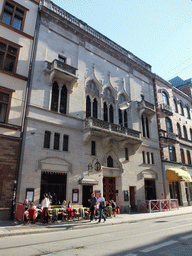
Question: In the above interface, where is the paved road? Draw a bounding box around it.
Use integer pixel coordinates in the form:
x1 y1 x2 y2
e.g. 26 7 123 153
1 213 192 255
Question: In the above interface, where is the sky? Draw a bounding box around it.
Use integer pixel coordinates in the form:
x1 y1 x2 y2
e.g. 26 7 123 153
52 0 192 82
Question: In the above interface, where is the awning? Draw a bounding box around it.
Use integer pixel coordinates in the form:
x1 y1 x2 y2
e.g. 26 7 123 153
78 178 98 185
167 168 192 182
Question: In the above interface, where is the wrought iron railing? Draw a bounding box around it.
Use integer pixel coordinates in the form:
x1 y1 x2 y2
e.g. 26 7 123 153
42 1 151 71
85 117 140 138
45 59 77 75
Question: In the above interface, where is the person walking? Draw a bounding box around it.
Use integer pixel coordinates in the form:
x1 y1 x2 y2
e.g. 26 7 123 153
97 193 106 223
88 193 97 221
41 193 50 224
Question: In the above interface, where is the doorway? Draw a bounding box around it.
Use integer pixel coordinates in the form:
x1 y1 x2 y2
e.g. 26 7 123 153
169 181 180 205
129 186 135 209
103 177 116 202
145 179 156 200
82 185 93 207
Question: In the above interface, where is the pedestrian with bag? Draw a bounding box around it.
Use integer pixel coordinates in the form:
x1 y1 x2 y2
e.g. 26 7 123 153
88 193 97 222
97 193 106 223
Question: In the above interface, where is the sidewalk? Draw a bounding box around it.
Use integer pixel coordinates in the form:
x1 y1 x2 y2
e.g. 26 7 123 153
0 206 192 238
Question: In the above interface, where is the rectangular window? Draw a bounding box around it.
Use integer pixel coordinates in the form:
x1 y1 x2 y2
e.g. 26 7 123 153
58 55 66 63
151 153 154 164
63 134 69 151
91 141 96 156
147 152 150 164
125 147 129 161
142 151 145 164
2 1 26 31
54 133 60 150
0 86 13 123
0 39 19 73
44 131 51 149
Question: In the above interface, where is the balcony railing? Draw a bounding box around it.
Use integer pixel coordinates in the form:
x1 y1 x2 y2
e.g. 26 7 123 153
161 104 173 115
42 0 151 71
159 130 177 141
138 100 155 111
85 117 141 139
45 59 77 75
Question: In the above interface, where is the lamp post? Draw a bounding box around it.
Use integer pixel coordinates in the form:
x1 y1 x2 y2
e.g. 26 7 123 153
87 158 101 176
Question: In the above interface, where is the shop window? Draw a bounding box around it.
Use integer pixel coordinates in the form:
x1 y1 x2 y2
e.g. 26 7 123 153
0 87 13 123
54 133 60 150
125 147 129 161
91 140 96 156
44 131 51 149
1 1 26 31
0 39 19 73
180 149 185 164
63 134 69 151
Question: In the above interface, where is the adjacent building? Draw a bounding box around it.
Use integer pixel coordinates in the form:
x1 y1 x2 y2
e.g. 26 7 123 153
0 0 39 220
16 0 164 212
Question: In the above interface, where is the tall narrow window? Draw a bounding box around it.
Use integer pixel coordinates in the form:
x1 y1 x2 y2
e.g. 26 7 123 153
125 148 129 161
190 129 192 141
44 131 51 148
179 102 184 116
146 117 150 138
86 95 91 118
180 149 185 164
147 152 150 164
186 106 191 119
109 104 114 123
54 133 60 150
141 116 146 137
60 85 67 114
91 141 96 156
142 151 145 164
165 117 172 132
162 91 169 105
0 90 11 123
93 98 98 118
183 126 188 140
119 109 123 126
63 134 69 151
124 110 128 127
51 82 59 112
103 102 108 122
151 153 154 164
169 146 176 162
107 156 113 167
177 123 181 137
173 99 178 113
187 151 191 165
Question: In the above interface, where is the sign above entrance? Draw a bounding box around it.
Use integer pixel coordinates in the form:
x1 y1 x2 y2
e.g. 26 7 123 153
94 160 101 172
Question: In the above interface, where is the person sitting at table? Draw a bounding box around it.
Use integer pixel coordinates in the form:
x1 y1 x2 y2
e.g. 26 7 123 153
67 200 73 219
61 200 67 210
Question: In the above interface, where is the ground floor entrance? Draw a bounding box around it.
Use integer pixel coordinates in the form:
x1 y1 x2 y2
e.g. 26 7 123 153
145 179 156 200
103 177 116 202
169 181 180 205
40 172 67 205
82 185 93 207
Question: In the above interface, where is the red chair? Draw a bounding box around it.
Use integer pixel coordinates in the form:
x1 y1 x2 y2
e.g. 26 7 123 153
67 207 73 220
28 208 36 223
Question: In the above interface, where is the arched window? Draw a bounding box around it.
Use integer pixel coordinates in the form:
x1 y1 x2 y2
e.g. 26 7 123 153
169 145 176 162
86 95 91 118
183 126 188 140
109 104 114 123
173 99 178 113
177 123 181 137
165 117 172 132
93 98 98 118
190 129 192 141
179 102 184 116
60 85 67 114
180 149 185 164
103 102 108 121
141 115 150 138
186 106 191 119
162 91 169 105
119 109 123 126
187 150 191 165
107 156 113 167
124 109 128 128
51 82 59 112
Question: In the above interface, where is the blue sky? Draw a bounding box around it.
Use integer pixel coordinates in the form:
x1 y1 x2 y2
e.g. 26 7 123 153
52 0 192 82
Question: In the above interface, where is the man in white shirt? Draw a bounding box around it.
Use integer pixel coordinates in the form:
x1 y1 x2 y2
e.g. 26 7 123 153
97 193 106 223
41 193 50 223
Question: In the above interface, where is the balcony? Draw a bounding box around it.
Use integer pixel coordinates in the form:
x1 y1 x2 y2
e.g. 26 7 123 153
83 117 142 145
159 129 177 144
161 104 173 116
44 59 78 86
137 100 155 116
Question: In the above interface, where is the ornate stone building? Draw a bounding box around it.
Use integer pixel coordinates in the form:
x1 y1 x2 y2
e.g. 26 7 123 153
154 75 192 206
17 0 164 212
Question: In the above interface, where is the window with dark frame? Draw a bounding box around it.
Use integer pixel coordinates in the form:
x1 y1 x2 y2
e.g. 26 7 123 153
58 55 66 63
63 134 69 151
44 131 51 149
1 1 26 31
91 141 96 156
169 145 176 162
151 153 154 164
103 102 108 122
0 40 19 73
54 132 60 150
147 152 150 164
86 95 91 118
180 148 185 164
125 148 129 161
0 86 13 123
142 151 145 164
187 150 191 165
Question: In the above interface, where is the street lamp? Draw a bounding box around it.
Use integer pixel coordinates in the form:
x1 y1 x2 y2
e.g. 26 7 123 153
87 158 101 176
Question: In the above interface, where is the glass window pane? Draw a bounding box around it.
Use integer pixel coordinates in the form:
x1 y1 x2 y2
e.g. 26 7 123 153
15 7 24 16
8 46 17 55
0 103 8 123
0 92 9 103
4 54 15 72
0 52 5 69
2 10 12 25
13 15 22 30
5 2 14 11
0 43 6 51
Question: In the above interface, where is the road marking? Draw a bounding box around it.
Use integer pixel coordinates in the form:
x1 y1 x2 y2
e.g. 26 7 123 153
180 234 192 240
140 240 178 253
124 254 137 256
